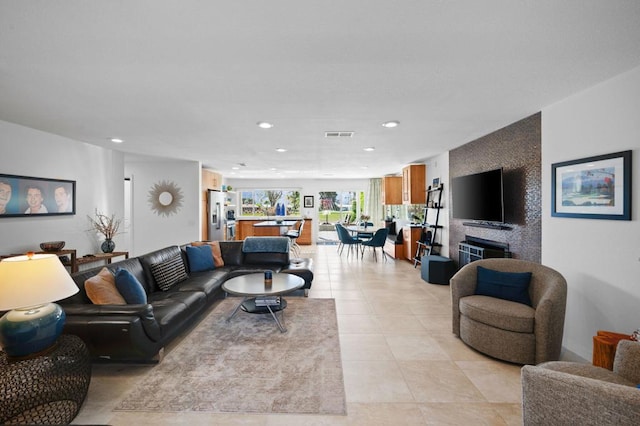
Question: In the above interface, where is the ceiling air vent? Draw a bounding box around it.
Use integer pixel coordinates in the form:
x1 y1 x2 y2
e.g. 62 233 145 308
324 131 354 138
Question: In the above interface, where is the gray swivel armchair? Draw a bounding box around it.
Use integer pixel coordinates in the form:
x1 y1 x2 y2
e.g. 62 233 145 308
451 258 567 365
522 339 640 425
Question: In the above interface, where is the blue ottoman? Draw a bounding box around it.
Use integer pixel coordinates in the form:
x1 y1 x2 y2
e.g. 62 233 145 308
421 255 455 285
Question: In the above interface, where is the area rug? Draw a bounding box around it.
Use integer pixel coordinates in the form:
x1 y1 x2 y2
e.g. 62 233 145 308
115 298 346 415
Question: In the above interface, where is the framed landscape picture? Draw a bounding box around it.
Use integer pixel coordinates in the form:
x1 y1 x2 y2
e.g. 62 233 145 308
551 150 631 220
0 174 76 217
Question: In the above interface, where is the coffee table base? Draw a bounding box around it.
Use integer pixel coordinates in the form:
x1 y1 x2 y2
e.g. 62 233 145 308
227 297 288 332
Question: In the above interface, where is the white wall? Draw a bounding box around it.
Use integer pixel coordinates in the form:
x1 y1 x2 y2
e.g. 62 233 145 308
124 159 201 256
424 152 450 257
0 120 124 256
225 177 369 242
542 65 640 360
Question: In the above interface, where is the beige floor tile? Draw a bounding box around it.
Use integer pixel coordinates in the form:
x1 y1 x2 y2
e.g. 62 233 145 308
337 314 382 333
418 402 509 425
384 334 450 361
339 333 395 361
342 360 415 403
456 360 523 403
335 299 374 315
346 402 427 425
399 360 487 403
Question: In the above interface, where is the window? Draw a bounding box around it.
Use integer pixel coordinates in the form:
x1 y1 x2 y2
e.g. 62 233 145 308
239 189 300 217
318 190 364 223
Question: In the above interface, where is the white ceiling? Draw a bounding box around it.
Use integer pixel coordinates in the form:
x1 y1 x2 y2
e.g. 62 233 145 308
1 1 640 179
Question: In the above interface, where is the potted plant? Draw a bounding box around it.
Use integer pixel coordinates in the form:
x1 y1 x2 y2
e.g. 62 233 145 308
88 210 122 253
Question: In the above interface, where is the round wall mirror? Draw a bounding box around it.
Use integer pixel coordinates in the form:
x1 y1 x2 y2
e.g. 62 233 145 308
148 180 184 217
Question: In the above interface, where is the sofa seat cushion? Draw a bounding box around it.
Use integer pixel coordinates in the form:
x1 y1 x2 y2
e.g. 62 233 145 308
148 290 207 335
459 295 535 333
178 270 228 298
538 361 637 387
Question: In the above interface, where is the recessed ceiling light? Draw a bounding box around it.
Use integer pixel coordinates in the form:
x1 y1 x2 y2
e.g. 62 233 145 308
270 168 277 171
231 166 240 170
110 138 124 143
257 121 274 129
382 120 400 128
363 147 375 152
275 148 287 152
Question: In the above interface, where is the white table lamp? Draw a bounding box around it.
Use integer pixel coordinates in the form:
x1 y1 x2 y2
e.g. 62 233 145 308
0 253 79 359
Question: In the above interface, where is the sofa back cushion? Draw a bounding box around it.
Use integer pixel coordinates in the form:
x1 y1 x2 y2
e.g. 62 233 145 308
219 241 244 266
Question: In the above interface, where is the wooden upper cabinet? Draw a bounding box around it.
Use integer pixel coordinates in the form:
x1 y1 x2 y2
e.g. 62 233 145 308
402 164 426 205
201 169 222 190
381 176 402 205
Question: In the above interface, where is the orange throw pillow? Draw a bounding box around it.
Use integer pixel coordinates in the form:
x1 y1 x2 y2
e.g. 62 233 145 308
190 241 224 267
85 267 126 305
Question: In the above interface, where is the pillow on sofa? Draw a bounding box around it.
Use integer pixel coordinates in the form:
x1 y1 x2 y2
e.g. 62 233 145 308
191 241 224 267
85 267 126 305
476 266 532 306
150 255 188 291
186 245 215 272
114 268 147 304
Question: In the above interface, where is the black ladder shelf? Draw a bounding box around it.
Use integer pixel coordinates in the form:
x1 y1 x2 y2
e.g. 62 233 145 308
413 184 444 268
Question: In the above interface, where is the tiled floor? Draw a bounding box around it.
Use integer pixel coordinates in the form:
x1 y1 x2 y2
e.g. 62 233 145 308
73 244 523 425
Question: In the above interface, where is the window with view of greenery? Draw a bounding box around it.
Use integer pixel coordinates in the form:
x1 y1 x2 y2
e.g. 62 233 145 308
239 189 300 216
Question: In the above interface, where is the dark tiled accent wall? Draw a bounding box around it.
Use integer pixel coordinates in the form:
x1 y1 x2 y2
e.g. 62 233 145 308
449 113 541 264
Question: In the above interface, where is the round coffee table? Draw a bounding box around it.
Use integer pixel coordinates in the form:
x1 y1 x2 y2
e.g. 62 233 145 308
222 272 304 332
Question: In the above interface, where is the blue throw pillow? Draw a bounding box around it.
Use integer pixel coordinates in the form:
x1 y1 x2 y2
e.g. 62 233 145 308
475 266 532 306
114 268 147 304
186 245 215 272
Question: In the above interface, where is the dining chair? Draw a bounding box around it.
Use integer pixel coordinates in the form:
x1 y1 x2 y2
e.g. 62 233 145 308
335 223 361 258
361 227 389 261
283 219 304 257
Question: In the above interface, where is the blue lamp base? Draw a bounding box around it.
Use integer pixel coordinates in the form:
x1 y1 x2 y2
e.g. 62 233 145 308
0 303 66 358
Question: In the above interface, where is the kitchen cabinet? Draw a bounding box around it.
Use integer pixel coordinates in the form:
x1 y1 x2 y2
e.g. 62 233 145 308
402 226 422 262
402 164 426 205
382 176 402 205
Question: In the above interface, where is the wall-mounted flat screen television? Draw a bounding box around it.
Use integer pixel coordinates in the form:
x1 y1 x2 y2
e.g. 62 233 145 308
452 168 505 223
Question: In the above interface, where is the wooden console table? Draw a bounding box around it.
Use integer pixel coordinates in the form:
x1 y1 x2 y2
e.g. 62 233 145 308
75 251 129 271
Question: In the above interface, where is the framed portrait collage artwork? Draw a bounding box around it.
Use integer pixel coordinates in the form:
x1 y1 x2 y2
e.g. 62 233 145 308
0 174 76 217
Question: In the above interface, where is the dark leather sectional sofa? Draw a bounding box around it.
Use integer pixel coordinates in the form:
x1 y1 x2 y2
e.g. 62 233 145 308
59 239 313 362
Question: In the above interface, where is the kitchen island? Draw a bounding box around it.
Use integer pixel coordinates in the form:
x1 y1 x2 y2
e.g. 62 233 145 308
236 218 312 244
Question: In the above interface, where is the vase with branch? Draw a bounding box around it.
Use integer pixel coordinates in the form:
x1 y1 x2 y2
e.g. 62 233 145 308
88 210 122 253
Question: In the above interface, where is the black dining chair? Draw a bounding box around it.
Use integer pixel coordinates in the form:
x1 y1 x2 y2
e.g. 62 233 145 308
361 227 389 261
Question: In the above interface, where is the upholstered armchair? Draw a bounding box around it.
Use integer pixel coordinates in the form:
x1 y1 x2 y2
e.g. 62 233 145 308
521 340 640 425
451 258 567 365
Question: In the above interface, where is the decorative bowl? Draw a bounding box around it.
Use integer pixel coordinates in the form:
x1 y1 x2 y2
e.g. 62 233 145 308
40 241 66 251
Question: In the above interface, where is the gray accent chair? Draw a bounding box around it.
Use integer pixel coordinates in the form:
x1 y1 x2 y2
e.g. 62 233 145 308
451 258 567 365
521 340 640 425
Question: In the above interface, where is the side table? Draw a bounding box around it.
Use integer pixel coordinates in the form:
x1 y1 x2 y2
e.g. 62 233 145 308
0 334 91 425
592 330 632 370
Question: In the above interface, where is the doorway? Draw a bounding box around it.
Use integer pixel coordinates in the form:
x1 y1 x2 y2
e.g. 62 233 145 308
317 190 363 244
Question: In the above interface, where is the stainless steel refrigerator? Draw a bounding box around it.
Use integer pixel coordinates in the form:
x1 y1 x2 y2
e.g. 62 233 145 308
207 190 225 241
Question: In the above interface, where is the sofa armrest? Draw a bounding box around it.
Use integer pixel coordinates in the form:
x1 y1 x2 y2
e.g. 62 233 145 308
522 364 640 425
614 340 640 383
450 263 479 336
62 303 161 342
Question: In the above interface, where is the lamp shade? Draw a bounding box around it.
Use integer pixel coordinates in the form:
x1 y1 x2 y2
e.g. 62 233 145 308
0 254 78 311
